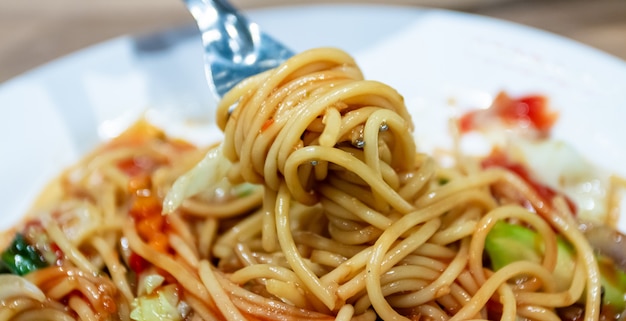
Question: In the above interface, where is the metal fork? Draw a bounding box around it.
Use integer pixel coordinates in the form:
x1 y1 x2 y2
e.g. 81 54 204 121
183 0 294 98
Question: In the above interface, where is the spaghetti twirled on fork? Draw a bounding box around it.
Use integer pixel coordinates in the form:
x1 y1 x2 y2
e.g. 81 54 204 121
1 48 622 321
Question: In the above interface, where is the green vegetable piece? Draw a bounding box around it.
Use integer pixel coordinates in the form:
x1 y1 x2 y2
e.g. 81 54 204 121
233 183 257 198
597 255 626 312
0 262 9 274
485 221 626 311
484 221 575 291
1 233 48 275
485 221 543 270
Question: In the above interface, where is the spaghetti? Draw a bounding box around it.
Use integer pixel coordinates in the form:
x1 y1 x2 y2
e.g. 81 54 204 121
1 47 625 321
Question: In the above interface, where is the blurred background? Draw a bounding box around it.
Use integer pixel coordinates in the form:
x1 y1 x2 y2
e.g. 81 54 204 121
1 0 625 83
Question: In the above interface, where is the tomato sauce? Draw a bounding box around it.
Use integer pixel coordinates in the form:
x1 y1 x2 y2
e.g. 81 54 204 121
459 92 558 136
482 149 577 215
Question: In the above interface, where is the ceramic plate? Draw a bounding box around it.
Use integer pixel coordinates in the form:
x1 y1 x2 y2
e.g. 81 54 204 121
2 4 626 230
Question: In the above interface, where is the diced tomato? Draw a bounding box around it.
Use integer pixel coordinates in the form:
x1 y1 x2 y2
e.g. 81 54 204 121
458 111 477 133
126 173 171 254
108 121 178 265
482 150 577 214
512 95 556 132
129 252 150 274
117 156 162 177
148 233 170 254
128 175 152 194
459 92 558 136
129 195 162 220
137 215 165 239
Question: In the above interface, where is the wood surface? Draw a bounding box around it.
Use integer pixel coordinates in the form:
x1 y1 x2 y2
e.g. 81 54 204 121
1 0 624 83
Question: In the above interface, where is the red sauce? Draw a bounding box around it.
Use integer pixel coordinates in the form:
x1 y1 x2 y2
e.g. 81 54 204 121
261 118 274 132
129 252 150 274
49 242 64 266
459 92 558 136
482 150 577 215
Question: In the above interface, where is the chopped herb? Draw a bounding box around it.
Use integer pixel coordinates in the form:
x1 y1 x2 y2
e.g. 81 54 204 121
1 233 48 275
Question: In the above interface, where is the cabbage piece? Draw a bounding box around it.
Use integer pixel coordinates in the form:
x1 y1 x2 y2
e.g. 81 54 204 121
507 138 610 223
162 145 231 214
0 275 46 302
138 274 165 296
130 284 185 321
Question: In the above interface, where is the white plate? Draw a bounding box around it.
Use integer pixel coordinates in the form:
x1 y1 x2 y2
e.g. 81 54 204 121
2 4 626 231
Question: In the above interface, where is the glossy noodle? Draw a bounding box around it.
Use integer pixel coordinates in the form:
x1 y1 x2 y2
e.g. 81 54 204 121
2 47 621 321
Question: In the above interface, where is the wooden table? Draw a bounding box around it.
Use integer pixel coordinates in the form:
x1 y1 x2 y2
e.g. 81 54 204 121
1 0 625 83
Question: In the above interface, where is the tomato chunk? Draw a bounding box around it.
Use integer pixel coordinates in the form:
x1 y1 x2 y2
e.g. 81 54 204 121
459 92 558 136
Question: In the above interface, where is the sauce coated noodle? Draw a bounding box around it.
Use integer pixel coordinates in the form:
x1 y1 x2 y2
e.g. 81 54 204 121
0 47 618 321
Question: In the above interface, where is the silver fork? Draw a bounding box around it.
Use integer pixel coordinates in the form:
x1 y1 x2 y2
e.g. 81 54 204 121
183 0 294 98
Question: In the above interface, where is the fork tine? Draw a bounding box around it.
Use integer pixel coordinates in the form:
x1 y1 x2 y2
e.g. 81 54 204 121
183 0 294 98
